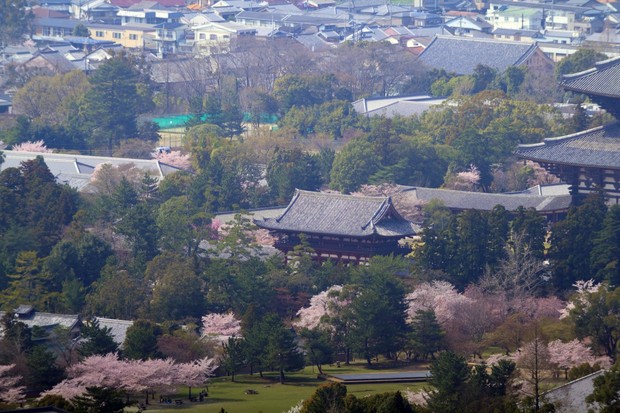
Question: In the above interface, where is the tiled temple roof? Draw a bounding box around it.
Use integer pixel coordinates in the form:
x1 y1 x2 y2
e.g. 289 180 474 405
515 122 620 169
561 56 620 99
255 190 417 237
418 35 540 75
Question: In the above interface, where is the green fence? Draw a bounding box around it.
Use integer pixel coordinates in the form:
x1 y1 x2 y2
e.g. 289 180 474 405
151 113 279 130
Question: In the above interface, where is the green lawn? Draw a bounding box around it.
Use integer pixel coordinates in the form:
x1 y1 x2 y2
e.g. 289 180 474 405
150 364 428 413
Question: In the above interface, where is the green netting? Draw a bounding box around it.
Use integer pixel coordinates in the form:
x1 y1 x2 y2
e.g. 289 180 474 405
151 113 279 130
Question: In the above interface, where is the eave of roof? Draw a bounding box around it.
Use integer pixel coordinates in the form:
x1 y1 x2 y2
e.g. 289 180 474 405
561 56 620 99
515 122 620 169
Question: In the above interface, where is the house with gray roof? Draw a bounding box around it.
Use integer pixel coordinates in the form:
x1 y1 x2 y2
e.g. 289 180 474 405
255 190 418 263
395 185 572 222
0 306 81 340
352 94 446 118
0 151 187 192
418 35 554 75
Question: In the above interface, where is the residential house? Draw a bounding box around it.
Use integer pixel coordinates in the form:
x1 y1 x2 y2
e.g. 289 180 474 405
444 15 493 35
542 29 585 45
18 47 77 76
32 5 71 19
39 0 73 13
86 22 156 49
109 0 186 8
487 0 602 34
117 1 183 25
305 0 336 8
492 28 543 42
153 23 187 56
182 11 226 26
401 11 443 27
191 21 257 53
69 0 119 22
486 5 544 31
418 35 554 75
33 17 80 38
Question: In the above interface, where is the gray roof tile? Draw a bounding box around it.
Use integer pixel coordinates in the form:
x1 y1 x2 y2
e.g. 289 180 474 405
396 186 572 212
255 190 417 237
418 35 540 75
515 122 620 168
561 56 620 99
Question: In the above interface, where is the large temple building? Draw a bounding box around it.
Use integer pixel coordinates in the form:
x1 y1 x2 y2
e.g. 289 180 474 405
516 56 620 205
254 190 418 264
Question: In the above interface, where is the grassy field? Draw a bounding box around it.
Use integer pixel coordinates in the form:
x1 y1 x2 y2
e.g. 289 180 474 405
151 363 428 413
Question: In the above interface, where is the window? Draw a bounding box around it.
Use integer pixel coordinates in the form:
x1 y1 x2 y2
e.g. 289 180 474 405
129 34 138 40
95 31 104 37
113 32 121 39
199 33 206 40
210 34 217 40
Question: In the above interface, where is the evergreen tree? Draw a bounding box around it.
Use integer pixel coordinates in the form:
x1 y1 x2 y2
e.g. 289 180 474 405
79 318 119 358
123 320 162 360
591 205 620 286
427 351 470 413
25 345 65 393
550 192 607 290
80 57 149 152
72 387 128 413
408 309 444 360
261 314 304 383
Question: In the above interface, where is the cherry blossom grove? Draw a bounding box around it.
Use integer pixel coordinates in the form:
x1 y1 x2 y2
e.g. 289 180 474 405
40 353 216 400
0 364 25 404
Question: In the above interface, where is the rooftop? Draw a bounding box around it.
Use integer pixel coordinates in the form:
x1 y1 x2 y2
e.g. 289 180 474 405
255 190 418 237
396 186 572 214
515 122 620 169
561 56 620 99
418 35 542 75
0 151 187 191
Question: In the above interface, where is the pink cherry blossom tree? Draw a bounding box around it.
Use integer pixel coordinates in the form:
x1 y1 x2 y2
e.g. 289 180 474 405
201 312 242 337
559 279 601 319
153 150 192 171
11 140 52 153
41 354 217 402
547 339 611 379
294 285 344 330
406 281 470 325
0 364 25 404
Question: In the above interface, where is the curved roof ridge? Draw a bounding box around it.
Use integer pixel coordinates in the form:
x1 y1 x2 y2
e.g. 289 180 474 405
562 56 620 80
517 124 608 149
363 196 391 231
275 189 302 222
